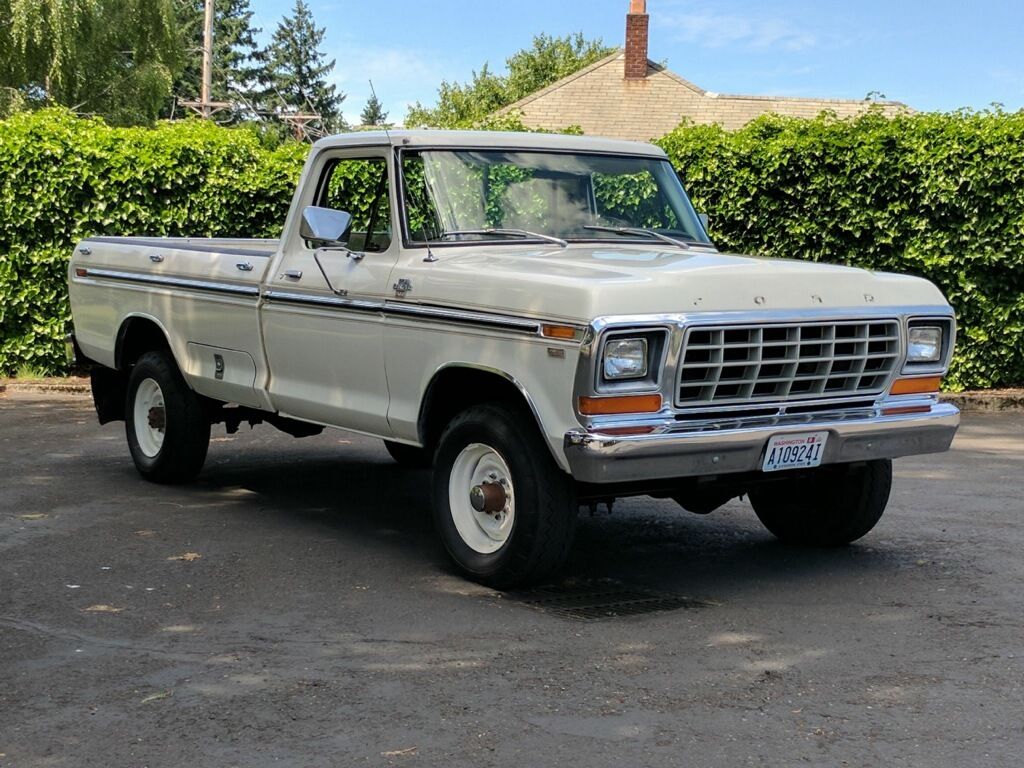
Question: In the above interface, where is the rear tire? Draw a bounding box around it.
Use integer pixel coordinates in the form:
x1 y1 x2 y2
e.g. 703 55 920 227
384 440 432 469
432 403 577 589
749 459 892 546
125 351 210 484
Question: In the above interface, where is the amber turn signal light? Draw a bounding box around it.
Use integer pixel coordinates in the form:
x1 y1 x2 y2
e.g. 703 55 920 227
578 394 663 416
598 425 658 436
889 376 942 396
881 405 932 416
541 324 581 341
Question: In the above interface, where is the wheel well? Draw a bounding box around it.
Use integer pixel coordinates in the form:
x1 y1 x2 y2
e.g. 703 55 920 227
115 317 172 370
418 367 541 453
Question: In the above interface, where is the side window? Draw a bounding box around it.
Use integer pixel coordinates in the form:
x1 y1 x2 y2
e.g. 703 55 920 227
316 157 392 252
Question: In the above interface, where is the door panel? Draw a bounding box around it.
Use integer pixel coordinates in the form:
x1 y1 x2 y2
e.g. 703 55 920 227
261 151 398 435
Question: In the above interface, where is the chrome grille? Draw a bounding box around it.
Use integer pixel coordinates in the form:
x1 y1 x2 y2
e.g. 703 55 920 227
676 320 901 407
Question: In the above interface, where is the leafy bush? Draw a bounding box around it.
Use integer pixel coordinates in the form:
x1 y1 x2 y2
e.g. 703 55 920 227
659 109 1024 390
0 109 307 374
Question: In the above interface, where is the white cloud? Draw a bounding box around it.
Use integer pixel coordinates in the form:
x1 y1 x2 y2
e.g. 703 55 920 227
990 68 1024 95
655 3 819 52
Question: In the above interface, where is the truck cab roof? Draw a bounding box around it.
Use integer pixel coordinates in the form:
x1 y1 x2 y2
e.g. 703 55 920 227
312 129 669 158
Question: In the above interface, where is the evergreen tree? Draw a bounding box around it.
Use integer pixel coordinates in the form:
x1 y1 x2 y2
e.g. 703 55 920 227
259 0 344 130
359 94 388 126
172 0 262 109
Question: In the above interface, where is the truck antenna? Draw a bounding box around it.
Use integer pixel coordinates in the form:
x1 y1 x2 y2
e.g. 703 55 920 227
368 80 391 143
370 79 437 263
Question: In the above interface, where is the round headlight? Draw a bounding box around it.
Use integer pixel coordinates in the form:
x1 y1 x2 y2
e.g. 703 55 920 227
603 338 649 380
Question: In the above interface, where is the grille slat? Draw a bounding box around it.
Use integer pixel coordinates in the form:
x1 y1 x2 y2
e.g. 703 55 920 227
682 352 898 369
677 320 900 407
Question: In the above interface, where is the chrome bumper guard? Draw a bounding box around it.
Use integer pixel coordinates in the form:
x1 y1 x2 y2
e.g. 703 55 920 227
564 401 960 484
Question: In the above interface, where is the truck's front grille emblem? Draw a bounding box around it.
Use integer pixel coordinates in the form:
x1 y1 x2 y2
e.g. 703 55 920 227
677 320 901 407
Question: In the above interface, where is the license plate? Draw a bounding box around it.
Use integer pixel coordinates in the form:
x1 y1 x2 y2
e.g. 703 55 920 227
762 432 829 473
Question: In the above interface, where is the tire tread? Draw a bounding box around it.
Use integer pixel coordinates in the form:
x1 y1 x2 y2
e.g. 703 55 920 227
749 460 892 546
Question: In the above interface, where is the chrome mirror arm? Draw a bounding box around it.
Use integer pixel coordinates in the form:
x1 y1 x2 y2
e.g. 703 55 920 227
312 247 362 296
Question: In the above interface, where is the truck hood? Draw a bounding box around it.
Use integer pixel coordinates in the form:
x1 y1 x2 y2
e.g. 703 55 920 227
406 244 949 323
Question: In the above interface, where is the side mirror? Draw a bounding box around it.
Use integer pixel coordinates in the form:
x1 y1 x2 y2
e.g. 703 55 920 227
698 213 710 231
300 206 352 246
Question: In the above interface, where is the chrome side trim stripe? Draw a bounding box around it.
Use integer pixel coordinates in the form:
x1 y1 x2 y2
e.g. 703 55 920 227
384 301 541 333
77 268 260 297
264 290 383 313
264 290 552 335
77 274 575 338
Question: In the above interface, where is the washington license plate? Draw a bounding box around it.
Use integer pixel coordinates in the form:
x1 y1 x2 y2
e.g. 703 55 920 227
762 432 829 473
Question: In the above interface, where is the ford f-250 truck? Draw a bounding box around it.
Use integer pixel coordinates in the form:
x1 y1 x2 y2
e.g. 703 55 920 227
67 130 960 588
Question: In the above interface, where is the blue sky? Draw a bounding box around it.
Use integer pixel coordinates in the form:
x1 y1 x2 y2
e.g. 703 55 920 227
248 0 1024 125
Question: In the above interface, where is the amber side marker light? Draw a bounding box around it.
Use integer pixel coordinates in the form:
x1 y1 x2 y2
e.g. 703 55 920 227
598 425 658 436
541 324 581 341
882 405 933 416
579 394 663 416
75 268 88 277
889 376 942 396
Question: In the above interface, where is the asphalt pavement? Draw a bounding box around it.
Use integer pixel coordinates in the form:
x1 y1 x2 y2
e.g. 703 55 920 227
1 391 1022 767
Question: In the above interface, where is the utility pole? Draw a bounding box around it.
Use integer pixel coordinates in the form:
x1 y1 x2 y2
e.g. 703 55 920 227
201 0 214 118
179 0 231 119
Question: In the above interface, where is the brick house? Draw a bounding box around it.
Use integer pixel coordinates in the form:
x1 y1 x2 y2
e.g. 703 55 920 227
497 0 908 141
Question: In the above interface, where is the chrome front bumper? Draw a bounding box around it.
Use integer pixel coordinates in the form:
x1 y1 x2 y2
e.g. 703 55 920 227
564 402 960 484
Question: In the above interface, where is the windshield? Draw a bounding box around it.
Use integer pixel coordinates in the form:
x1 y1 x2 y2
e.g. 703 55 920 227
401 149 712 247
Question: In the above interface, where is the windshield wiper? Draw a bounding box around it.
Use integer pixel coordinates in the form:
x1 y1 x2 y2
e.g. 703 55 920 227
583 225 692 250
440 228 568 248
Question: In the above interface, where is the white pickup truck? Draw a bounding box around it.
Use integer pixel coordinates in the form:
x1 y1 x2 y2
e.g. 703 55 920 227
68 130 960 587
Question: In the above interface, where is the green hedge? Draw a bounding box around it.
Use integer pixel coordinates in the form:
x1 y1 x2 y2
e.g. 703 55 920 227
659 109 1024 390
2 108 1022 389
0 109 307 374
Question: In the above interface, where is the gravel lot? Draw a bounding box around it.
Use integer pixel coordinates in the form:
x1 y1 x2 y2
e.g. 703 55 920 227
1 391 1022 767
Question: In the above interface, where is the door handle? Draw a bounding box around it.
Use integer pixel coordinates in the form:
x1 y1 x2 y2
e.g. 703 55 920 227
150 254 165 263
236 262 254 272
283 270 303 280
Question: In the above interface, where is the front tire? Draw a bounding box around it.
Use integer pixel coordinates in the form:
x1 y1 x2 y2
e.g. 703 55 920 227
749 459 893 546
432 403 577 589
125 351 210 484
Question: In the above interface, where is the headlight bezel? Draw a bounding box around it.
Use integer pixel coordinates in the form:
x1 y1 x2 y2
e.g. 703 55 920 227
902 317 954 376
595 328 669 393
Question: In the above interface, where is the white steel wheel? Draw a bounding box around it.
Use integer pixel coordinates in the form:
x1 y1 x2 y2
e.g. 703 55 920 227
125 351 210 484
432 403 577 588
447 443 516 554
132 377 166 458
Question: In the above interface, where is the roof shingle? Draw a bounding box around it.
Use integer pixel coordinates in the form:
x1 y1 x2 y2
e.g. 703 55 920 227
497 51 909 140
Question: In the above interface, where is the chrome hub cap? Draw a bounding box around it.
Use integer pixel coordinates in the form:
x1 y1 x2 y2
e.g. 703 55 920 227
133 378 166 458
449 443 515 554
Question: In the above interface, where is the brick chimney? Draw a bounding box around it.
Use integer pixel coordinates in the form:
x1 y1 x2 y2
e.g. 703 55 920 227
624 0 649 80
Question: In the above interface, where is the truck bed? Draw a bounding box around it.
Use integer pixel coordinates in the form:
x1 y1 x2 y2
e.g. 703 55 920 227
69 235 278 412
